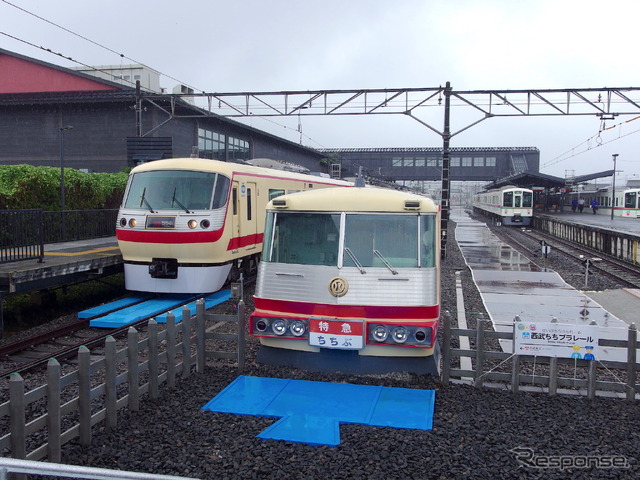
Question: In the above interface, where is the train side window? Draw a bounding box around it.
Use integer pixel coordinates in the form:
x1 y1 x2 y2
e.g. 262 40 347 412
269 189 285 201
232 187 238 215
247 188 252 220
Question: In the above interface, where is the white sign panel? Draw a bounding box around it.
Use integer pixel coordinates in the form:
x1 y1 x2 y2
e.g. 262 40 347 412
514 322 599 359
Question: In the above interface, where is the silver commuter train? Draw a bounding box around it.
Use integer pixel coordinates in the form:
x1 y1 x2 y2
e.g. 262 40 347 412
472 186 534 226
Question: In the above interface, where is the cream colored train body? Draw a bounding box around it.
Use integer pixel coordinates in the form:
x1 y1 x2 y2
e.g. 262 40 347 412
249 186 442 374
116 158 350 293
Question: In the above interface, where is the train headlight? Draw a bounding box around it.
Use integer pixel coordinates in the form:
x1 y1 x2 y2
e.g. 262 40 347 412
128 218 137 227
372 325 389 342
188 219 198 229
272 319 287 336
414 328 430 343
120 217 127 227
200 219 210 229
290 320 306 337
391 327 409 344
254 319 269 332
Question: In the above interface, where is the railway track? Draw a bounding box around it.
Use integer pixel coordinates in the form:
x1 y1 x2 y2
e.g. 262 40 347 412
0 278 255 379
491 223 640 289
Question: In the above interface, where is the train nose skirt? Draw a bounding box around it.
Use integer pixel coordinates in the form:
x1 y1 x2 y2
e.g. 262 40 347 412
202 375 435 446
452 212 630 362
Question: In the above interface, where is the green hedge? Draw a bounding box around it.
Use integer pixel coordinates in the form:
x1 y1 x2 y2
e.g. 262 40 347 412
0 165 129 210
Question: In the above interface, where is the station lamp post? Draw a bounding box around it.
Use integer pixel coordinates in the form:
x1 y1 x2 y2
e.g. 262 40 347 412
611 153 618 220
59 125 74 240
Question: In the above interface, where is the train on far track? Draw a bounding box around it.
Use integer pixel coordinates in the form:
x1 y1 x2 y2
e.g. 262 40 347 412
249 185 441 375
115 158 351 293
562 187 640 218
472 185 534 226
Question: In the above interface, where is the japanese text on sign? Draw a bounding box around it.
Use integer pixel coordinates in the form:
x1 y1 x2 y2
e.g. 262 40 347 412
514 322 599 360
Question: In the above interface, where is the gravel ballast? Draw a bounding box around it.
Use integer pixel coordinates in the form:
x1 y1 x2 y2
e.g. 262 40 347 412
40 219 640 478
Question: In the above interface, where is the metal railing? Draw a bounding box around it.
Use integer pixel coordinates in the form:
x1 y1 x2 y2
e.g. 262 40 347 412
0 209 118 264
0 210 44 264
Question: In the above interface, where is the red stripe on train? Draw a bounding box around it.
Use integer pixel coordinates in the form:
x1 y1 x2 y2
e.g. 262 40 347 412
115 229 224 244
253 297 440 319
226 233 264 250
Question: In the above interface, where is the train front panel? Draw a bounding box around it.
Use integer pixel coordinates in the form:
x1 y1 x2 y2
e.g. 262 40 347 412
249 188 441 360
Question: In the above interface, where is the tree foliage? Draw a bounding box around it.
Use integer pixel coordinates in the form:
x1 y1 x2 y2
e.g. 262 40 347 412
0 165 128 210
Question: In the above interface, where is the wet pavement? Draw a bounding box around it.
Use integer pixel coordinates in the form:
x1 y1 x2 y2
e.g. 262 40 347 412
452 210 631 362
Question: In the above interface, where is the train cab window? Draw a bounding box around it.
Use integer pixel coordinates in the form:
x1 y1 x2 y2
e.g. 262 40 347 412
263 212 340 266
420 215 436 268
522 191 533 208
123 170 222 211
344 214 418 269
212 176 230 209
625 191 637 208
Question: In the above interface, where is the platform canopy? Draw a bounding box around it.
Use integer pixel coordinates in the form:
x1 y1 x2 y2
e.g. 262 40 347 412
485 169 615 191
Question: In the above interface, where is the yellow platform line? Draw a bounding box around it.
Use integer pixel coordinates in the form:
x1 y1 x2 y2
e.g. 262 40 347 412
44 246 120 257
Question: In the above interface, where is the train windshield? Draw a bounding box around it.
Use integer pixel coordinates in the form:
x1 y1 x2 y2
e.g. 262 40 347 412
624 191 638 209
503 190 533 208
263 212 341 266
262 212 436 268
123 170 230 211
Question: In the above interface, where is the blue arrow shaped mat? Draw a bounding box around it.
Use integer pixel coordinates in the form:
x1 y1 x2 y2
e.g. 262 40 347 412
202 375 435 446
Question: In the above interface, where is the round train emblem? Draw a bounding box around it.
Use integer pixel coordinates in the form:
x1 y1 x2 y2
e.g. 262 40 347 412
328 277 349 297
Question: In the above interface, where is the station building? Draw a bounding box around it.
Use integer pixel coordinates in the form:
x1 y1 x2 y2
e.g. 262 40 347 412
0 48 327 173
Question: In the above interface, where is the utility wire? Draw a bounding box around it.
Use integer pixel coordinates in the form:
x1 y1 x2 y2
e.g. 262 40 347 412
1 0 200 93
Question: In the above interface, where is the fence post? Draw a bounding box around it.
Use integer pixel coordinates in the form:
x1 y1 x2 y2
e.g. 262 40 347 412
182 306 191 378
78 346 91 446
441 311 451 384
9 373 25 460
627 323 637 401
474 314 485 388
128 327 140 412
196 299 205 373
148 320 159 400
548 357 558 396
167 312 176 388
46 358 61 462
237 300 246 373
511 355 520 393
104 336 117 428
587 360 596 400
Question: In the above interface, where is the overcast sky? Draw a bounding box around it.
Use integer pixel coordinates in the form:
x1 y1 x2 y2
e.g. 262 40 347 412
2 0 640 180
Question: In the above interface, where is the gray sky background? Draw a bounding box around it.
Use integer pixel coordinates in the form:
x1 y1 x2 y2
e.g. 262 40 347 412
2 0 640 180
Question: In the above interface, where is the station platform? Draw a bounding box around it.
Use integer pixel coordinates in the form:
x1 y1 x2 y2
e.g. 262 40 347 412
452 211 635 363
538 210 640 237
0 237 122 296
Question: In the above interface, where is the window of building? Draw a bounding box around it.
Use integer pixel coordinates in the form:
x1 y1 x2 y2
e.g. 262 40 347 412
462 157 472 167
414 157 425 167
392 157 403 167
485 156 496 167
451 157 460 167
403 157 414 167
198 128 226 160
473 157 484 167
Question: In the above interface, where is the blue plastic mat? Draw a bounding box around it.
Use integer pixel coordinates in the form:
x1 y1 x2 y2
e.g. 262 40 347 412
202 375 436 446
155 290 231 323
78 294 154 319
89 290 230 328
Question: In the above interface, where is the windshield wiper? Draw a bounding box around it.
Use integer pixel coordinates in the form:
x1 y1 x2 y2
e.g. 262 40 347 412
140 187 155 213
344 247 366 274
373 250 398 275
171 188 191 213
